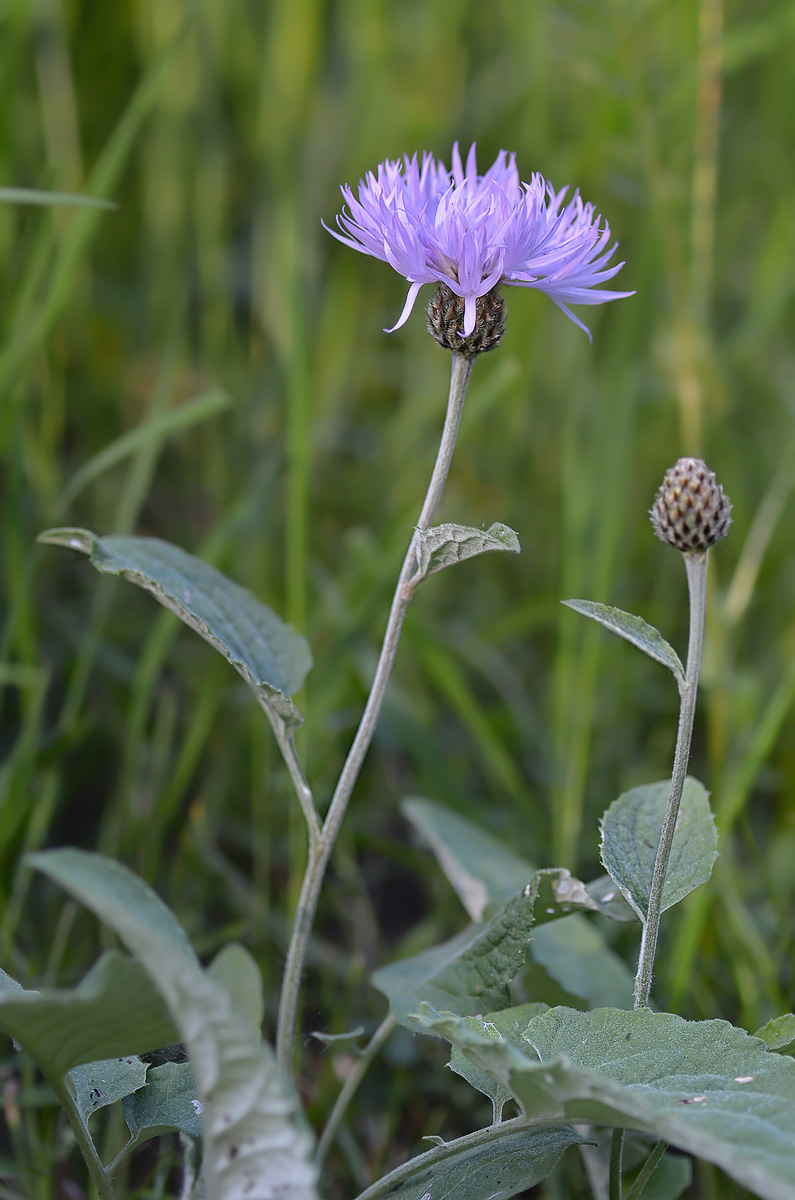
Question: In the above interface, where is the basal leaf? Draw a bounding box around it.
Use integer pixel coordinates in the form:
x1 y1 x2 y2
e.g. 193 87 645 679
372 884 538 1029
38 529 312 735
122 1060 203 1142
416 522 520 580
0 951 177 1075
30 849 319 1200
414 1004 795 1200
754 1014 795 1056
70 1056 149 1123
600 778 718 922
563 600 684 688
207 943 265 1034
354 1123 584 1200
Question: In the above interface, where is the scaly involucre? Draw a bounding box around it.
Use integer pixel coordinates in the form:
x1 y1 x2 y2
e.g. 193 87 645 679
325 142 633 339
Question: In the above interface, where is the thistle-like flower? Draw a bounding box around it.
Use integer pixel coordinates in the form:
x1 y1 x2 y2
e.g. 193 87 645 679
325 142 633 343
650 457 732 554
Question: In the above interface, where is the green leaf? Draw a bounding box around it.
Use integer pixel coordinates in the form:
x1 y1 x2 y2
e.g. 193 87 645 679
122 1061 202 1142
600 778 718 921
585 874 639 922
402 796 534 920
0 951 177 1075
38 528 312 734
416 522 520 580
530 918 635 1010
207 943 265 1034
354 1124 584 1200
372 883 538 1029
70 1056 148 1123
563 600 684 688
30 849 319 1200
0 187 117 209
414 1004 795 1200
754 1014 795 1056
448 1004 546 1121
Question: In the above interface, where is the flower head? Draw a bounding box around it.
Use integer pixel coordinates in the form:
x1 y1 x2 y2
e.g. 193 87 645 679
325 142 633 341
650 458 732 554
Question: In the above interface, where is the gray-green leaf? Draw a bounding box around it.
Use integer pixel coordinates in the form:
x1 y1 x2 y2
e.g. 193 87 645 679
600 778 718 921
0 951 176 1075
413 1003 795 1200
448 1004 546 1121
70 1056 149 1123
39 528 312 735
123 1061 203 1142
563 600 684 689
354 1124 584 1200
754 1014 795 1056
415 522 520 580
30 849 319 1200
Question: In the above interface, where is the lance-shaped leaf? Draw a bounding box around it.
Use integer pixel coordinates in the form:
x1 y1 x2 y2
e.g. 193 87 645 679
372 882 538 1029
412 1003 795 1200
39 528 312 735
353 1123 584 1200
30 849 319 1200
0 951 177 1075
415 521 520 580
563 600 684 689
600 778 718 922
401 798 636 1008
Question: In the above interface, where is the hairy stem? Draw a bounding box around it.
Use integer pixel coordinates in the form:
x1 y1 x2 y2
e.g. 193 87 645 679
315 1012 397 1165
275 352 475 1072
609 1127 624 1200
51 1073 116 1200
624 1139 668 1200
634 551 708 1008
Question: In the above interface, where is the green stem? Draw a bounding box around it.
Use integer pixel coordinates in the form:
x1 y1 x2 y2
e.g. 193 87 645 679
275 351 475 1073
609 1128 625 1200
50 1073 116 1200
624 1139 668 1200
634 550 708 1008
315 1012 397 1165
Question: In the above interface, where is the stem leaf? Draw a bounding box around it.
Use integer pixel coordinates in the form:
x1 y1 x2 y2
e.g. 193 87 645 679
599 778 718 922
39 528 312 734
416 521 520 580
563 600 684 687
122 1061 203 1143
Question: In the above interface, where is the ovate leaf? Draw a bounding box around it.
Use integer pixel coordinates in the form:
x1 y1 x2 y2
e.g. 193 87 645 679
416 522 520 580
122 1061 203 1142
755 1014 795 1056
0 951 176 1075
30 849 319 1200
448 1004 546 1121
38 529 312 735
600 778 718 921
563 600 684 689
414 1004 795 1200
372 883 538 1029
354 1124 584 1200
70 1056 148 1123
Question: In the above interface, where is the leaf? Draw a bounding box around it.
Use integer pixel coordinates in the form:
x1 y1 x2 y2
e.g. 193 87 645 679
354 1124 585 1200
416 522 520 580
585 874 639 922
39 529 312 735
600 778 718 921
70 1056 148 1123
402 797 534 921
754 1014 795 1056
448 1004 546 1121
207 943 265 1034
372 884 538 1030
413 1004 795 1200
0 951 177 1075
563 600 684 688
401 798 635 1008
0 187 117 209
122 1060 203 1142
30 849 319 1200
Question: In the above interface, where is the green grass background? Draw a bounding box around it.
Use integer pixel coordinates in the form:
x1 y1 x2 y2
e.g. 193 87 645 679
1 0 794 1195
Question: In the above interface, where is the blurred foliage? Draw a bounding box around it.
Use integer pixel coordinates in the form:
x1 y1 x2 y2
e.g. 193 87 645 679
1 0 794 1195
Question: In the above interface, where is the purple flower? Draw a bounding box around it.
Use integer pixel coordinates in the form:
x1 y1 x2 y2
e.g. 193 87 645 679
325 142 633 340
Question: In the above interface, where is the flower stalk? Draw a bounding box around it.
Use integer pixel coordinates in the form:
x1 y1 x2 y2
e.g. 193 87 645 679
275 351 475 1072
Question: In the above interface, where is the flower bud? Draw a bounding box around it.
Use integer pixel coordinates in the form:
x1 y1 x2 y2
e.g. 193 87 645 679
426 284 507 356
650 457 732 554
